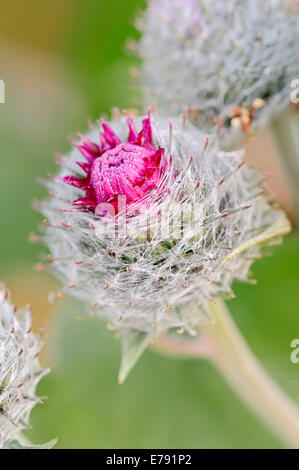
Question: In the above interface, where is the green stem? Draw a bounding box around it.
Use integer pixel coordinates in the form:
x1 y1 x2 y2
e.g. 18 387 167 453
154 299 299 448
271 110 299 223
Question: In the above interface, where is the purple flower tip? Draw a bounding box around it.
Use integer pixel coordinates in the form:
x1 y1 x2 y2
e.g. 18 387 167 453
63 114 167 214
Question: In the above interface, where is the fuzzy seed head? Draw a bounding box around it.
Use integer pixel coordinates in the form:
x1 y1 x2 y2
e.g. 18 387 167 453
37 113 289 336
139 0 299 147
0 286 48 449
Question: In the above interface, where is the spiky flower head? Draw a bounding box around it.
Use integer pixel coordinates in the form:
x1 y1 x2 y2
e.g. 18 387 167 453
61 114 166 215
0 285 50 449
138 0 299 148
36 112 290 359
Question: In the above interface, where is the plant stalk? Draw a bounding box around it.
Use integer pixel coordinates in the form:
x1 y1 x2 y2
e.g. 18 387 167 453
271 110 299 223
155 299 299 448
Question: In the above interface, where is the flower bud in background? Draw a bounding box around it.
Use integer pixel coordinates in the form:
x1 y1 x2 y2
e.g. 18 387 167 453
0 285 54 449
35 112 290 380
138 0 299 148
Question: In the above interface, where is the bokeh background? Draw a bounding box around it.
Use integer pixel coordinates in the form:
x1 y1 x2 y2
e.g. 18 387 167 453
0 0 299 449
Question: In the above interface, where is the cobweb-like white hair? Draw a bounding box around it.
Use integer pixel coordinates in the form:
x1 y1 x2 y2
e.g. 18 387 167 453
36 114 290 338
138 0 299 147
0 285 49 449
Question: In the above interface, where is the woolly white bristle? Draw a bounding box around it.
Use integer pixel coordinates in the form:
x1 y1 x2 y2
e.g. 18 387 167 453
37 114 290 337
139 0 299 147
0 285 49 449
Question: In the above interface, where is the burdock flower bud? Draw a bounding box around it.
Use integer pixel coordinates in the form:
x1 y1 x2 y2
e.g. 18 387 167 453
36 112 290 381
0 285 53 449
138 0 299 147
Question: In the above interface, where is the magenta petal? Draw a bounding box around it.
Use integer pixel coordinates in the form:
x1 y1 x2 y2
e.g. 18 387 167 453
78 133 101 155
73 197 97 207
148 148 165 168
127 116 138 142
137 120 153 146
102 123 121 147
63 176 90 189
117 178 142 201
77 145 96 164
92 179 106 204
142 115 152 144
76 161 91 174
102 177 117 200
62 175 79 184
100 132 111 153
141 168 160 192
136 129 145 146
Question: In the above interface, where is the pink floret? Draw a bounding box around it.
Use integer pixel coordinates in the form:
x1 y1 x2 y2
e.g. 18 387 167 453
63 114 167 215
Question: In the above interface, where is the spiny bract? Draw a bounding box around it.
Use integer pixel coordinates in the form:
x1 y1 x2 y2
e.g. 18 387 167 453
36 113 289 338
138 0 299 147
0 285 48 449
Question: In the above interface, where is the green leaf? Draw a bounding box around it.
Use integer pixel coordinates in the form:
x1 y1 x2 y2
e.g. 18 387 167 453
221 210 291 266
118 329 152 385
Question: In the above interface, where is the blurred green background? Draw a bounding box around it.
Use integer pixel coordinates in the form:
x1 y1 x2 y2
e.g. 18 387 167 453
0 0 298 449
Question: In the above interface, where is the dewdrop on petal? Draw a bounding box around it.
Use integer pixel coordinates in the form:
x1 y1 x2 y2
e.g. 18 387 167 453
36 112 290 382
138 0 299 148
0 285 55 449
